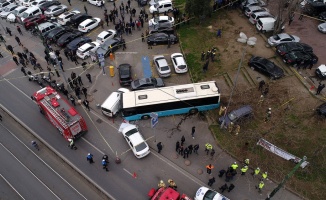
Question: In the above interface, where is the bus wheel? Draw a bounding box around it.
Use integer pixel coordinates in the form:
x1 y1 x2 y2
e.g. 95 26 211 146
141 115 150 120
189 109 198 115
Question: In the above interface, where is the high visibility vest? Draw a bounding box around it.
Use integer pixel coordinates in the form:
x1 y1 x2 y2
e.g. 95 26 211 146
255 169 260 175
231 164 238 170
259 182 264 189
205 143 212 150
241 167 248 173
245 159 249 165
206 165 214 169
262 173 268 179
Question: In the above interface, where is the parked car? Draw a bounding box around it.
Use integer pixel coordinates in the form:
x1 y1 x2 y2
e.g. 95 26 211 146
57 32 83 47
22 0 36 7
148 15 174 26
96 37 122 57
30 0 47 7
240 0 266 10
244 5 269 17
315 64 326 79
119 123 150 159
130 77 165 91
45 26 66 41
0 4 17 18
149 22 175 35
283 51 318 66
218 105 253 128
23 14 47 30
275 42 313 57
96 29 117 44
38 1 61 12
195 187 229 200
318 11 326 20
153 55 171 77
57 10 80 25
87 0 104 6
118 63 132 86
318 22 326 33
248 56 284 79
6 6 27 22
70 13 92 27
65 36 92 54
267 33 300 46
316 102 326 117
147 32 178 46
78 17 101 33
76 41 100 59
44 4 67 17
171 53 188 74
0 2 13 12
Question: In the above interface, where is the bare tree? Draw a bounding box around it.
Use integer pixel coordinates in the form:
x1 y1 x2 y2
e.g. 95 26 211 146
274 0 300 34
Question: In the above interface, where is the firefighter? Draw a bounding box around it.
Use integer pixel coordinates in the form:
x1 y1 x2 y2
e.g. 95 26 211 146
219 106 226 116
230 162 238 170
261 172 268 180
252 167 260 178
167 179 177 190
244 158 250 166
256 181 265 192
68 138 76 150
228 122 234 133
158 180 166 189
241 165 248 175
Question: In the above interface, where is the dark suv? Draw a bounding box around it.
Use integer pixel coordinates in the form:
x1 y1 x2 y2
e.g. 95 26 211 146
96 37 122 57
118 63 132 86
70 13 92 28
218 105 253 127
65 36 92 53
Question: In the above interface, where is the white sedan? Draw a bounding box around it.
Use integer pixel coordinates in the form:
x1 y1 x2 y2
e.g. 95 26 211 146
44 5 68 17
154 55 171 77
76 42 100 59
96 29 117 44
87 0 104 6
171 53 188 74
149 15 174 26
78 18 101 33
119 123 150 159
57 10 80 25
267 33 300 47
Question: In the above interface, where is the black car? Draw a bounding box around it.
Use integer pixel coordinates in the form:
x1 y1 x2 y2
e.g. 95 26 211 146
218 105 253 128
57 32 83 47
316 102 326 117
130 77 165 91
118 63 132 86
148 23 175 35
319 11 326 20
39 1 61 12
65 36 92 53
248 56 284 79
45 27 68 42
96 38 122 57
70 13 92 28
147 33 178 46
276 42 313 57
283 51 318 66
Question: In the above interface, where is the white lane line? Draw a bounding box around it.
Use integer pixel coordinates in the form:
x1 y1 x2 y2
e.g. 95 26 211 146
123 168 134 177
3 78 32 99
0 173 25 200
0 123 88 200
0 142 62 200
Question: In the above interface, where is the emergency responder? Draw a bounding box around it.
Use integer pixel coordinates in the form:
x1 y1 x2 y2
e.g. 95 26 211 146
261 172 268 180
252 167 260 178
228 122 234 133
240 165 248 175
230 162 238 170
205 143 213 155
206 164 214 175
219 106 226 116
234 124 240 135
158 180 166 188
167 179 177 190
87 153 94 163
68 138 76 150
256 181 264 192
70 95 76 106
244 158 250 166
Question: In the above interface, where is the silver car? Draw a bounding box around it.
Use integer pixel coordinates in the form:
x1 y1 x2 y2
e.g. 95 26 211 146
153 55 171 77
318 23 326 33
0 4 17 18
44 5 68 17
267 33 300 46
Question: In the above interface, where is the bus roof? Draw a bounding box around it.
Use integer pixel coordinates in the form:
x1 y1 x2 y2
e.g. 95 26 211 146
122 81 219 108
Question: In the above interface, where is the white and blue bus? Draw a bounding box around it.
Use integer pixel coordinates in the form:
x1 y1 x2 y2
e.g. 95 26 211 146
121 81 221 121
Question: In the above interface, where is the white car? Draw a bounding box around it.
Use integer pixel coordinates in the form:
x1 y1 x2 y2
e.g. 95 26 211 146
31 0 47 7
78 17 101 33
153 55 171 77
87 0 104 6
76 42 100 59
57 10 80 25
0 2 13 11
44 5 68 17
7 6 27 22
171 53 188 74
194 187 230 200
22 0 35 7
267 33 300 46
119 123 150 159
0 4 17 18
149 15 174 26
96 29 117 44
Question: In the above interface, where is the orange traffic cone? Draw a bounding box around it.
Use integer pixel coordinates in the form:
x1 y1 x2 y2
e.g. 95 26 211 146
133 172 137 178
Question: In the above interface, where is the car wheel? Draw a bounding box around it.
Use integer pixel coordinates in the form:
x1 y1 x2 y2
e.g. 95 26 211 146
87 29 90 33
153 42 157 46
189 108 198 115
141 115 150 120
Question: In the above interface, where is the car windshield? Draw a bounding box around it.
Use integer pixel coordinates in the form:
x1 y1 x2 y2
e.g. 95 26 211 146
125 128 138 137
24 0 29 2
228 111 238 121
135 142 147 152
21 12 29 18
161 66 169 71
3 7 10 11
178 65 186 69
133 80 140 87
96 36 102 41
273 35 281 40
154 3 159 8
45 8 51 12
12 9 18 15
203 190 217 200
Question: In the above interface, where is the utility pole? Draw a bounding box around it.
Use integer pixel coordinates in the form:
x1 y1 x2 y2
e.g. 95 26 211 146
266 156 307 200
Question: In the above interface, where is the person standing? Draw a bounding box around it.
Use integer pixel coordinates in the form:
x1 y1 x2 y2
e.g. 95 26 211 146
17 26 23 35
208 177 215 187
206 164 214 175
0 114 2 121
261 172 268 180
86 73 92 83
256 181 265 193
157 142 163 153
13 56 19 65
219 106 226 116
252 167 260 178
86 153 94 163
193 144 199 154
83 99 90 111
265 108 272 122
219 169 226 177
205 143 212 155
0 52 3 58
191 126 195 139
183 147 189 158
316 83 325 95
82 87 87 99
6 27 12 36
68 138 76 149
0 34 6 42
241 165 248 175
102 159 108 171
210 149 215 159
219 183 228 193
21 67 27 76
234 125 240 135
216 29 222 38
67 0 71 6
15 35 22 46
180 135 185 146
77 75 83 85
7 45 14 54
258 80 265 91
288 13 294 26
84 5 88 14
141 33 144 42
188 144 193 154
175 141 180 152
167 179 177 190
178 145 184 156
228 184 235 192
231 162 238 170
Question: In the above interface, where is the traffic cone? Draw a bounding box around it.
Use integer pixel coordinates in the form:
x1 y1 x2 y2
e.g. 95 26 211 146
310 85 315 91
133 172 137 178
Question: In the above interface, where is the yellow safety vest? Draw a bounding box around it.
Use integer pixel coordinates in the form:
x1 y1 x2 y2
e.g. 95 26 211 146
255 169 260 175
259 182 264 189
231 164 238 170
262 173 267 179
241 167 248 173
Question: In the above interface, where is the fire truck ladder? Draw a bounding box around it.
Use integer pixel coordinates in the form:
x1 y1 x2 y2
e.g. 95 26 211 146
41 99 68 129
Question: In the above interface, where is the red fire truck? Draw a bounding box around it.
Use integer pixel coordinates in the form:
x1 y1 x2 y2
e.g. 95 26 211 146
32 86 88 140
148 187 192 200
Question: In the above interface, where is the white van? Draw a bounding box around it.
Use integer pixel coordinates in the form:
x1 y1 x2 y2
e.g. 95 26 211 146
19 6 41 21
101 88 129 117
149 0 173 14
249 11 273 24
256 17 276 33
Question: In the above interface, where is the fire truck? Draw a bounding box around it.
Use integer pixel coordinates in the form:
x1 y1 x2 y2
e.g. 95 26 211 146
32 86 88 140
148 187 192 200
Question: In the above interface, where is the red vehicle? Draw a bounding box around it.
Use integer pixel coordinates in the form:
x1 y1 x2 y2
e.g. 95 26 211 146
148 187 192 200
32 86 88 141
23 14 47 30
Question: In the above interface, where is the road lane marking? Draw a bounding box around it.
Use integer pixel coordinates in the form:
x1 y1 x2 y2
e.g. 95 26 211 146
123 168 134 177
142 56 151 78
0 174 25 200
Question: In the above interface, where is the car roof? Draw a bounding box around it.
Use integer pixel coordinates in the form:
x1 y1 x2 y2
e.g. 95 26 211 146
317 64 326 73
231 105 253 116
80 18 93 25
79 42 93 50
68 36 90 47
98 30 110 37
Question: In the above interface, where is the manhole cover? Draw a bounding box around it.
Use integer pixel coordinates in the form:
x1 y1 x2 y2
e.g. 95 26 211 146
93 89 97 93
96 118 102 123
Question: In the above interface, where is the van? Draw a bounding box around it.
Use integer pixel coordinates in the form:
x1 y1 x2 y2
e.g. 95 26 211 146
249 11 273 24
149 0 173 14
101 88 129 117
19 6 41 21
256 17 276 33
38 22 59 36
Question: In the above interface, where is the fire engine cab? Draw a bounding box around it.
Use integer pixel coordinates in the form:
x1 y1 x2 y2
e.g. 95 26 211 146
148 187 192 200
32 86 88 140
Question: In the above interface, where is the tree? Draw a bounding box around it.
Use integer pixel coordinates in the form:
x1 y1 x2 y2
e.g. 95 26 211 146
274 0 300 34
185 0 212 21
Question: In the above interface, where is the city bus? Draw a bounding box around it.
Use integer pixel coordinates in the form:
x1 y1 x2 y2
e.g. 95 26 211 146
121 81 221 121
